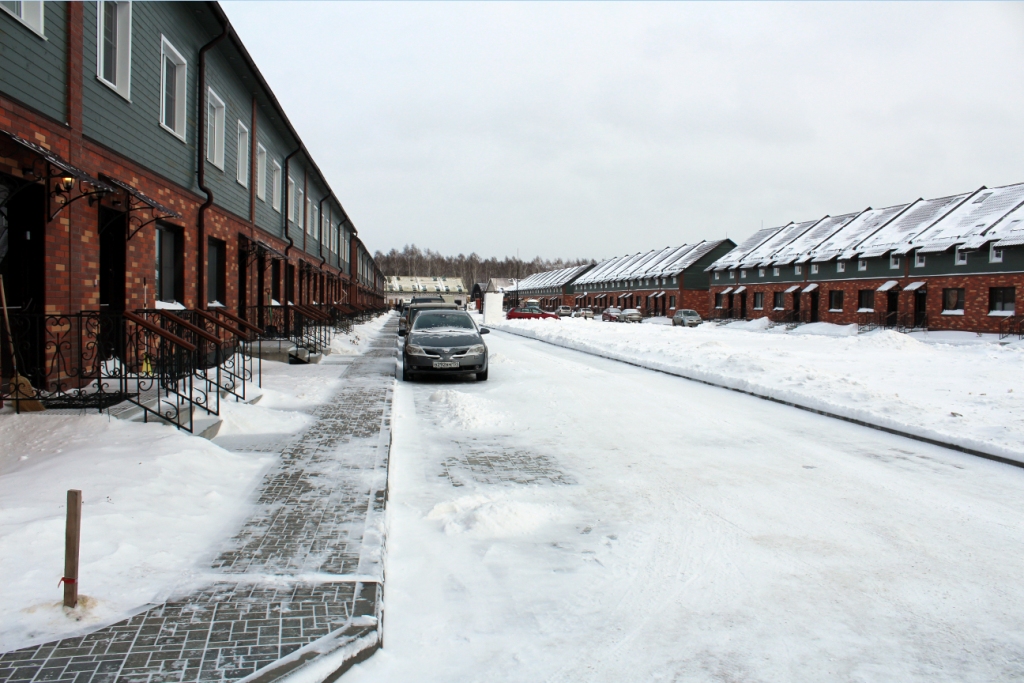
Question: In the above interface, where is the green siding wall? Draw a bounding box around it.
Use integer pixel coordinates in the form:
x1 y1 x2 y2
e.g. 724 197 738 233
0 2 67 122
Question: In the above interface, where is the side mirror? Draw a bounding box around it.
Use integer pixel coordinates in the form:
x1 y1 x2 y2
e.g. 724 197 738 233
480 328 490 335
398 329 407 337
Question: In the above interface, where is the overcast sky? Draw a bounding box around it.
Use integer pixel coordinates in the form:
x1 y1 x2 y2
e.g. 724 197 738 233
224 1 1024 261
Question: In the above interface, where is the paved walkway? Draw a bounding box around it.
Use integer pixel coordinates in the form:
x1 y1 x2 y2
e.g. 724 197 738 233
0 318 397 683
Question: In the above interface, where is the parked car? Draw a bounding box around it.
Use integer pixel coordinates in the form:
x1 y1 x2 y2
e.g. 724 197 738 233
673 309 703 327
618 308 643 323
399 302 458 333
399 310 489 382
556 305 573 317
573 307 594 319
506 304 559 320
601 307 622 321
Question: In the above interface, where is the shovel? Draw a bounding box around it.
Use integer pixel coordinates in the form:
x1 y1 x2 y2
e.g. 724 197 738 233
0 275 45 412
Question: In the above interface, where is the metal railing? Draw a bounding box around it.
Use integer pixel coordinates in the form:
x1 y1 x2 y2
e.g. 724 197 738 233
998 314 1023 340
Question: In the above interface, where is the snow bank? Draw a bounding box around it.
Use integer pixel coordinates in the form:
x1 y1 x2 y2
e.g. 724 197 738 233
725 317 772 331
427 493 563 536
328 313 390 356
489 318 1024 462
428 389 506 430
0 415 271 650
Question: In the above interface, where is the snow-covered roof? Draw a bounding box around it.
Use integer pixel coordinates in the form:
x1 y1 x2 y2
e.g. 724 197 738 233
516 264 593 291
573 242 724 286
770 212 862 265
852 192 974 258
808 204 910 263
909 183 1024 253
739 219 825 268
707 226 784 271
985 201 1024 248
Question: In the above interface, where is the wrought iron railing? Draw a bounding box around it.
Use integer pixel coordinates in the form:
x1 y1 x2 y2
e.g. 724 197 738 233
998 314 1023 340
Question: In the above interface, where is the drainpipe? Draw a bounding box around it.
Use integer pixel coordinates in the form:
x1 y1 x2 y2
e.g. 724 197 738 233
196 22 229 309
282 148 301 257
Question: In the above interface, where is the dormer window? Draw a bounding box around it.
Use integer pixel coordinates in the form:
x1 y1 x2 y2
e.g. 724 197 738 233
858 259 867 271
773 267 780 276
990 244 1004 264
837 261 846 273
794 265 802 275
890 255 901 269
915 252 925 268
758 268 765 277
810 264 819 274
955 247 967 266
740 270 747 279
714 272 720 281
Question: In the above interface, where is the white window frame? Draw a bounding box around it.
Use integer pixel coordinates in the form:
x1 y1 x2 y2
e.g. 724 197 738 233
206 88 225 169
810 264 819 274
794 265 802 275
235 121 249 187
158 36 187 141
256 144 267 201
858 259 867 272
772 267 780 277
271 162 282 212
758 268 765 277
740 269 746 279
836 261 845 273
714 272 720 281
310 204 319 239
96 1 132 100
915 252 926 268
2 1 45 36
990 244 1004 264
297 188 305 228
890 254 901 269
286 176 295 221
955 247 967 266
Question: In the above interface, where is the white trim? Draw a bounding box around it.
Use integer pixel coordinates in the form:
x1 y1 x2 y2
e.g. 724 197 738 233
836 261 845 273
235 120 249 187
915 252 926 268
2 1 45 37
857 259 867 271
96 1 132 101
206 87 226 169
941 310 965 316
271 161 282 212
256 144 267 201
158 35 187 142
857 307 874 313
988 310 1015 317
954 247 967 265
990 244 1004 264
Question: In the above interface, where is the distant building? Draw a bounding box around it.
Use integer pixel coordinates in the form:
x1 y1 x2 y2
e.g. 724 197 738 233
386 276 467 307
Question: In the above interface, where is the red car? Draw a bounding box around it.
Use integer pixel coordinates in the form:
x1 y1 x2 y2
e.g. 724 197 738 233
506 304 559 320
601 307 622 321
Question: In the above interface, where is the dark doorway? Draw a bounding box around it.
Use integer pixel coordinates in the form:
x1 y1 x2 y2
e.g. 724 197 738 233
739 292 747 318
809 292 819 322
727 293 734 316
1 181 46 313
155 224 184 305
285 263 295 304
886 289 899 327
99 207 127 312
792 292 801 315
915 289 927 327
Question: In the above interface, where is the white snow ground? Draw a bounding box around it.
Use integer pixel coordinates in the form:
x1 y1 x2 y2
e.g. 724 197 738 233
0 314 390 651
489 317 1024 462
348 329 1024 682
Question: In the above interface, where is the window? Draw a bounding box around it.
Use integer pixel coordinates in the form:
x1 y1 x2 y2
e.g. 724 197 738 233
159 37 186 139
942 288 965 312
304 196 311 235
837 261 845 273
810 264 819 274
236 122 249 186
794 265 802 275
753 292 764 310
858 259 867 272
155 224 183 304
990 244 1004 264
271 161 282 211
829 290 843 311
890 254 901 269
2 1 44 35
206 88 225 169
740 270 746 279
773 292 784 309
728 271 735 279
773 267 780 277
207 238 226 305
669 295 675 308
310 204 319 239
286 176 295 221
955 247 967 266
858 290 874 311
915 252 925 268
989 287 1015 313
714 293 724 309
758 268 765 277
714 272 720 281
96 1 132 99
256 145 267 201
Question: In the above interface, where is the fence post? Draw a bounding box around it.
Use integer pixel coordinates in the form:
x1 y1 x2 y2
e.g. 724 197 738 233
63 489 82 608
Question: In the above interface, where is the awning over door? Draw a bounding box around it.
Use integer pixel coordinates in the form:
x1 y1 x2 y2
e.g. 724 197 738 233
905 281 926 291
876 280 899 292
801 283 818 292
785 285 800 293
733 286 746 294
719 287 733 295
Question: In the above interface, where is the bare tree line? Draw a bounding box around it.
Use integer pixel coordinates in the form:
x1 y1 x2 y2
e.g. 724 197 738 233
373 244 594 288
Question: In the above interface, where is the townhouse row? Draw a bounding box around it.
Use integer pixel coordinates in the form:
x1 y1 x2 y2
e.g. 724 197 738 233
706 182 1024 334
0 1 384 332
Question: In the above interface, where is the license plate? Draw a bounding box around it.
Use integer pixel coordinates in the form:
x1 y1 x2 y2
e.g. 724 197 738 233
432 361 459 369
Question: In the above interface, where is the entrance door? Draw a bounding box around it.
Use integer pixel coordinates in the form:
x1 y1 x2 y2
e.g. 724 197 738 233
809 292 819 322
792 292 801 316
1 182 45 313
915 290 927 327
739 292 747 318
887 290 899 327
99 207 127 312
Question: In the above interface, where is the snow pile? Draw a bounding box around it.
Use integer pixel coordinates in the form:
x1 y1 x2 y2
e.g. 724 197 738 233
328 313 391 356
489 317 1024 461
642 317 672 325
0 415 270 650
725 317 772 331
426 494 563 536
215 399 314 436
428 389 506 430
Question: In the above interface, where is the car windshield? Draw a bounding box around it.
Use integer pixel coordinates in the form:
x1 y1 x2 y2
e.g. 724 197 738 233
413 312 475 330
520 307 543 313
683 310 697 316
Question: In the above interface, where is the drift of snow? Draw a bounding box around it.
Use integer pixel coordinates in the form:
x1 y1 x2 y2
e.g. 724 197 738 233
488 316 1024 462
328 314 392 356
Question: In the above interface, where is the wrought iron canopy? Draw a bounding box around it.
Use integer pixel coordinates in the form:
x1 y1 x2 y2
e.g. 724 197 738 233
98 174 181 239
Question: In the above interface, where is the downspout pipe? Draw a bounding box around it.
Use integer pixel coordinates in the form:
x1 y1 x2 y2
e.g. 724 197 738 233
196 22 230 309
282 148 301 257
317 195 329 268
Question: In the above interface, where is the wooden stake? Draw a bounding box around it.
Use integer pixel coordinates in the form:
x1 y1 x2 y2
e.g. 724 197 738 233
63 489 82 609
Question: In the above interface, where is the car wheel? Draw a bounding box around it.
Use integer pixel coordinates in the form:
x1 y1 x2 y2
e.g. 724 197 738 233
402 365 413 382
476 369 488 381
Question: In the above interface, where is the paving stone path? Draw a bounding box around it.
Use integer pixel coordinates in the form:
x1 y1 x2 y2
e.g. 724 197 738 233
0 318 397 683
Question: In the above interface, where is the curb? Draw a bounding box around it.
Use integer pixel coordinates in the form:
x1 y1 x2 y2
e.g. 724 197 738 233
493 326 1024 470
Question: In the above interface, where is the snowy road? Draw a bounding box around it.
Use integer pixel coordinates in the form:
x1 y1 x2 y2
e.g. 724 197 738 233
349 329 1024 682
